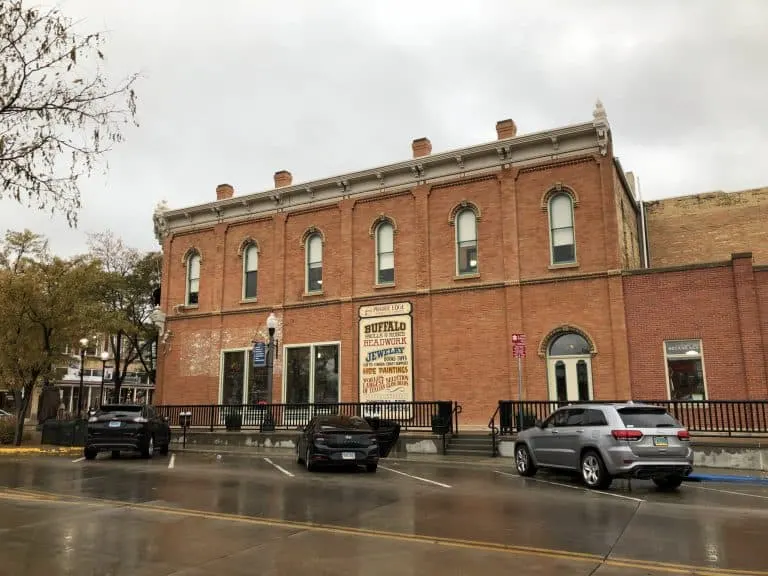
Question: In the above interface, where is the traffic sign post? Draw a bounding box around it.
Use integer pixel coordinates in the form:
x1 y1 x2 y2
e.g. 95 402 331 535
512 333 527 431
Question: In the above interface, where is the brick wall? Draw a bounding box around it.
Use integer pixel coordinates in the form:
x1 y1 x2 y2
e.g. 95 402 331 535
645 187 768 267
155 148 642 424
623 258 768 400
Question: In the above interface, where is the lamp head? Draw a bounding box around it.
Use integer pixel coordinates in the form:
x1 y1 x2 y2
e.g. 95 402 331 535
79 337 89 348
100 351 110 362
266 312 278 331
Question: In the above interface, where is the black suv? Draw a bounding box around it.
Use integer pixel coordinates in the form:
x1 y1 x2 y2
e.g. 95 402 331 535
84 404 171 460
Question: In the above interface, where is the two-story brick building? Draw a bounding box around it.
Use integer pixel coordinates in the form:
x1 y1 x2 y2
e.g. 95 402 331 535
151 101 768 425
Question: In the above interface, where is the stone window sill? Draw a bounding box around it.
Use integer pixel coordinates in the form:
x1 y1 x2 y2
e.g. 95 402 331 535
374 282 396 290
548 262 579 271
303 291 325 298
240 298 258 305
454 273 481 281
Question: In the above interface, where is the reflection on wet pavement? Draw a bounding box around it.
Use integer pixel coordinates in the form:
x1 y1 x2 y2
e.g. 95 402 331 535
0 452 766 575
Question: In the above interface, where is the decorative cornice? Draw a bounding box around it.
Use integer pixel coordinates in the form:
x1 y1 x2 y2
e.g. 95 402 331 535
153 116 607 243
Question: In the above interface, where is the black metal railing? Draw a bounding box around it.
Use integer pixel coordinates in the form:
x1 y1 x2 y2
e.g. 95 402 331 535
155 401 460 436
491 399 768 438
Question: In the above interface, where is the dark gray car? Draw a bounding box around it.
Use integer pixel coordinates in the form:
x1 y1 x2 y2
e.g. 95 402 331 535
514 402 694 490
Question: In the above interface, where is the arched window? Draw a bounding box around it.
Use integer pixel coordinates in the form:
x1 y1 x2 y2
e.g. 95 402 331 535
375 221 394 284
456 209 478 275
243 243 258 299
548 193 575 264
548 332 591 356
306 233 323 293
186 252 200 306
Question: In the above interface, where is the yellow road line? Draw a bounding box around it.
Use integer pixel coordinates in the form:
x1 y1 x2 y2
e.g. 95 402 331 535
2 487 765 576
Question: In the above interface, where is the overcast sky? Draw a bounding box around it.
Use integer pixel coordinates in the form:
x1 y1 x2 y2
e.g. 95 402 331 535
2 0 766 257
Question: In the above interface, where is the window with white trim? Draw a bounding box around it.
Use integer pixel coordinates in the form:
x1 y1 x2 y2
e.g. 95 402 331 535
284 343 340 404
306 234 323 293
375 221 394 284
186 252 200 305
664 340 707 400
243 243 258 299
549 193 576 265
456 209 478 275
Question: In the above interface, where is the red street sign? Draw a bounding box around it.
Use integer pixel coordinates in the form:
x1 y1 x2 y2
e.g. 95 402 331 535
512 333 526 358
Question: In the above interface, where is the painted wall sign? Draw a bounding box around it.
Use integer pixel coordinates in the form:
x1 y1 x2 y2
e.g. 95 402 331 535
359 301 412 319
358 301 414 418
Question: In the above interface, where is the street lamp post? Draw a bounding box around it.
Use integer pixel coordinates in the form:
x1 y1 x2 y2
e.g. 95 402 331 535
266 313 278 404
99 351 110 408
77 337 89 419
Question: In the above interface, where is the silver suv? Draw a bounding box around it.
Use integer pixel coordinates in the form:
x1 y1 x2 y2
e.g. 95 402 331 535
514 402 693 490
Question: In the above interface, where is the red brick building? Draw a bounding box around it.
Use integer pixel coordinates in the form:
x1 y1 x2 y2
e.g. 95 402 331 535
151 101 768 425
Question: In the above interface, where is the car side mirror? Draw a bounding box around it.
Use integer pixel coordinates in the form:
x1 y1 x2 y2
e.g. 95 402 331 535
163 416 169 423
535 419 543 428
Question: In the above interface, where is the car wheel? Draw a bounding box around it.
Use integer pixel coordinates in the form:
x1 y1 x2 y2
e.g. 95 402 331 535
84 448 97 461
142 436 155 459
159 442 169 456
305 447 314 472
366 463 377 473
653 475 684 491
581 450 612 490
515 443 537 477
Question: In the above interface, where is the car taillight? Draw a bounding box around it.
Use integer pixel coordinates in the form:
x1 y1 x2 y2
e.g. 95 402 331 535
612 429 643 441
370 436 378 444
314 434 326 443
677 429 691 441
133 417 148 423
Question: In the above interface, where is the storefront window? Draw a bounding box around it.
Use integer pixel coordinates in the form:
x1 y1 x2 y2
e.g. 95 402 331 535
285 347 311 404
247 348 269 404
222 351 246 404
664 340 707 400
284 344 340 404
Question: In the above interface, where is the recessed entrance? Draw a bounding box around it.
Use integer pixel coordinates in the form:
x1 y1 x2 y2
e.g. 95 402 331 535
546 332 593 402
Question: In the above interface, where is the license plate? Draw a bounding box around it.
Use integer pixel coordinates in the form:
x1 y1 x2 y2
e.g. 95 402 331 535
108 421 121 428
341 452 356 460
653 436 668 447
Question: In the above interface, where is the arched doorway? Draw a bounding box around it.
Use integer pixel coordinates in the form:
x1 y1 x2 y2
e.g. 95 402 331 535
546 332 593 402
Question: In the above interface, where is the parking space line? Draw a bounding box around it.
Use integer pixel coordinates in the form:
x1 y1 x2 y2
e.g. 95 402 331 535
497 472 644 502
263 457 295 478
71 457 85 463
379 465 451 488
690 484 768 500
494 470 519 479
168 454 175 469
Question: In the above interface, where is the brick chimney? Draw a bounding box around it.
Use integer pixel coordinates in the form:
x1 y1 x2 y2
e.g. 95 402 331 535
412 137 432 158
216 184 234 200
496 119 517 140
274 170 292 188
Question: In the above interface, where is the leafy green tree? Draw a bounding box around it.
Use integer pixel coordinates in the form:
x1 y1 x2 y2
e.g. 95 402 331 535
0 230 104 444
0 0 140 226
87 231 161 402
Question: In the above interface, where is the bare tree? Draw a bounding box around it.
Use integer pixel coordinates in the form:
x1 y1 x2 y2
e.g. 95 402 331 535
0 0 140 226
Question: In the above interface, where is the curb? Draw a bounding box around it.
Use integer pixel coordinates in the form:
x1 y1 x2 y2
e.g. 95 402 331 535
685 473 768 485
0 446 81 456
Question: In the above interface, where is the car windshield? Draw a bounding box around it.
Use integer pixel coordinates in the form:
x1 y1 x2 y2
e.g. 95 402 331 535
318 415 371 431
617 407 680 428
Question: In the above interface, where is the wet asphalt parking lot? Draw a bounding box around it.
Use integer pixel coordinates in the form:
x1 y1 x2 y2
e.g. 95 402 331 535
0 450 767 576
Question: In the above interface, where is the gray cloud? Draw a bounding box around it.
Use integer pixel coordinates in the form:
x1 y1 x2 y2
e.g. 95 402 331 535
3 0 766 256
